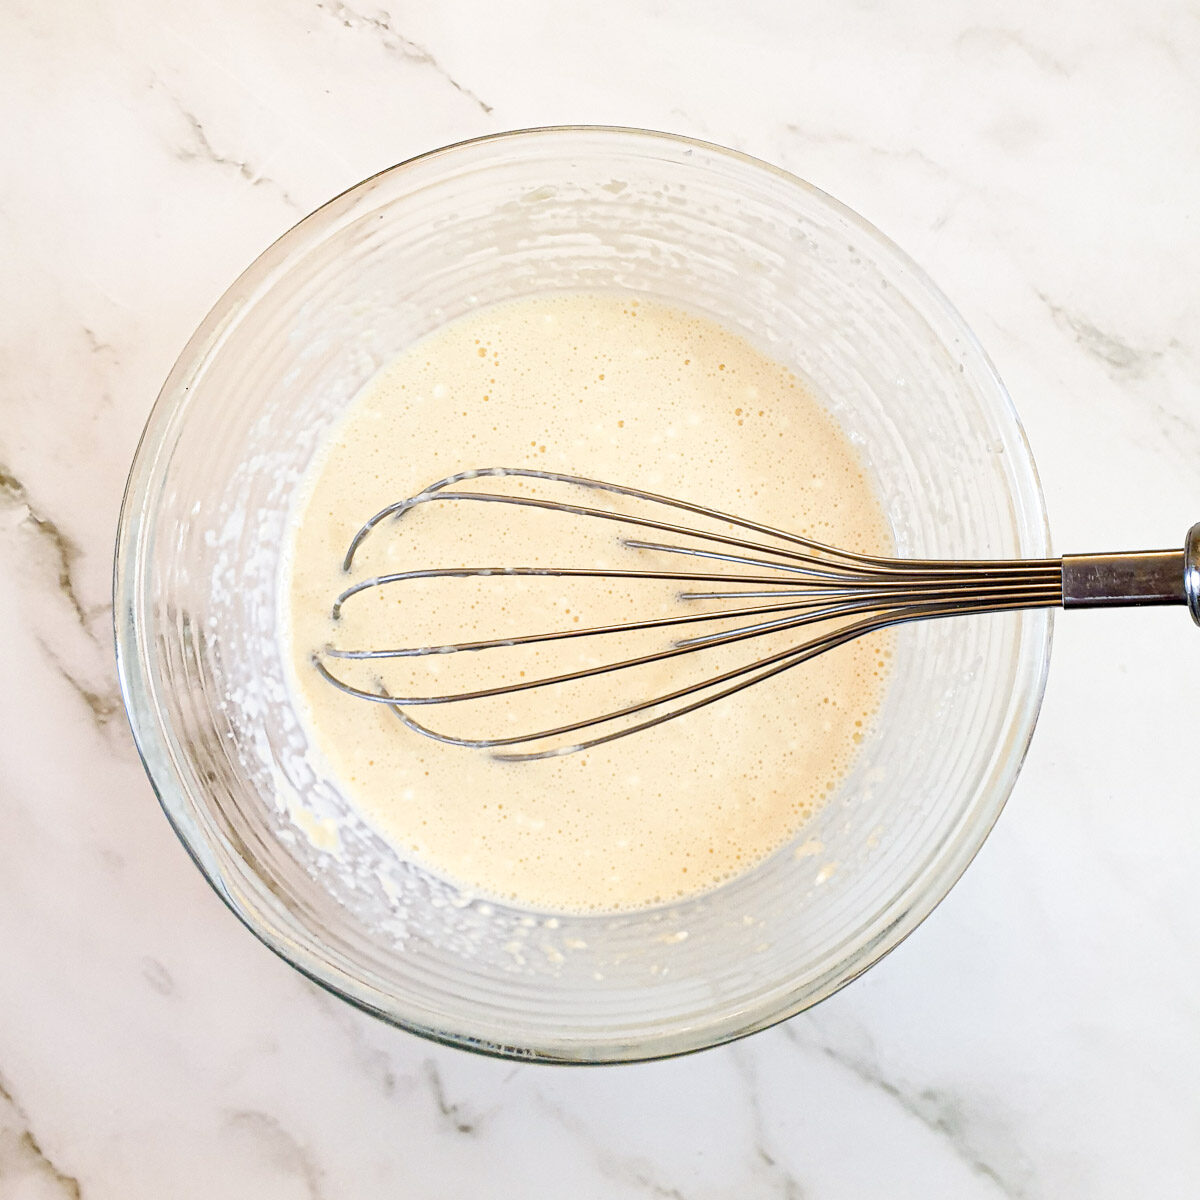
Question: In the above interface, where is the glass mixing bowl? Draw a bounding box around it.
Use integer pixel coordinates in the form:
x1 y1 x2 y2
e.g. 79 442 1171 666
114 127 1051 1063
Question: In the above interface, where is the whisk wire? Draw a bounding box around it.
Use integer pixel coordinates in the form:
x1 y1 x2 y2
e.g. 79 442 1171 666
316 467 1194 759
380 593 1058 762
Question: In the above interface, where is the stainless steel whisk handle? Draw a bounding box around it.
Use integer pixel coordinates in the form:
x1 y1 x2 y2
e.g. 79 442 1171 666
1062 522 1200 625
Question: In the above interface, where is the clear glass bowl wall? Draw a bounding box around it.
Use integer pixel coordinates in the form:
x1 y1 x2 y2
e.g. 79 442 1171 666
115 128 1050 1062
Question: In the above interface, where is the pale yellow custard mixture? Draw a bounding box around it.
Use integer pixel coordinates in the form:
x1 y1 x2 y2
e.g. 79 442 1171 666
283 293 892 913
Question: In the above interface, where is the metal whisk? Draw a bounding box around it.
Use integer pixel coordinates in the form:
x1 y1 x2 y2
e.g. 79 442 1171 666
313 467 1200 761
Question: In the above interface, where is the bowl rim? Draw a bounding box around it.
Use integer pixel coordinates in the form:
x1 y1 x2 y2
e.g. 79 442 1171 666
113 124 1053 1064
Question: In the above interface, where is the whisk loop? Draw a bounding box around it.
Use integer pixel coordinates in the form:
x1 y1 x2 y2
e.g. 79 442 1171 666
313 467 1200 761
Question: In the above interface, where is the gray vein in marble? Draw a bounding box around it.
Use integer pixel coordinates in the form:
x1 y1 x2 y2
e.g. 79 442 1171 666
0 1073 82 1199
224 1110 326 1200
1138 24 1191 71
0 466 125 735
141 956 176 997
1036 290 1168 378
0 464 90 629
729 1045 809 1199
783 123 952 182
752 1141 806 1199
1036 292 1200 464
158 85 301 211
638 1176 685 1199
301 985 407 1098
97 845 126 875
316 1 493 113
668 107 716 139
955 26 1070 76
781 1025 1027 1198
81 326 114 357
1146 396 1200 454
422 1060 478 1134
37 635 123 728
530 1091 688 1200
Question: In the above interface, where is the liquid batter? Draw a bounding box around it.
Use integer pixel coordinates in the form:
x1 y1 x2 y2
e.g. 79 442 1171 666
284 293 892 912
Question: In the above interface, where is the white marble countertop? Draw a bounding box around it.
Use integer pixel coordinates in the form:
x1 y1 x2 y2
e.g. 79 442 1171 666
2 2 1199 1196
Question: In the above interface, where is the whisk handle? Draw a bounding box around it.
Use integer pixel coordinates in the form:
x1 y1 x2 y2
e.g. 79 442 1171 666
1062 523 1200 625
